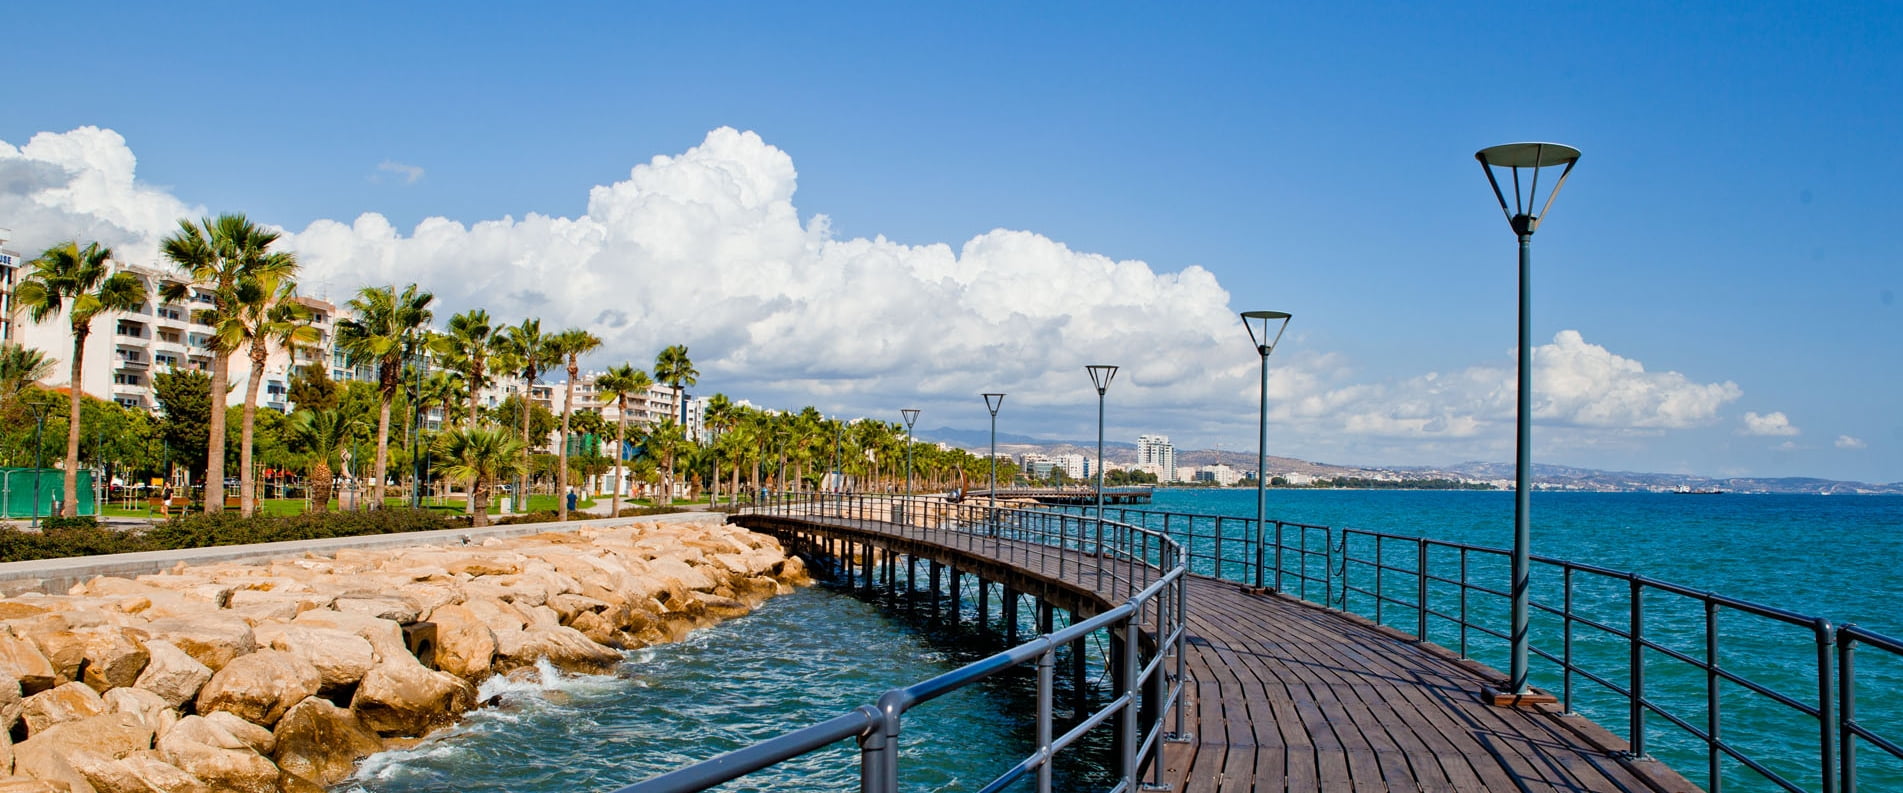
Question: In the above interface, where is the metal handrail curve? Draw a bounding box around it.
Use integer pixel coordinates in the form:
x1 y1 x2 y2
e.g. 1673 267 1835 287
614 492 1188 793
1055 501 1903 793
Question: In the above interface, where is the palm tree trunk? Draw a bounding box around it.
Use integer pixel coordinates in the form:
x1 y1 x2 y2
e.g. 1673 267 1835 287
465 377 482 517
374 393 392 507
61 325 88 517
206 352 230 513
519 378 533 513
473 478 491 528
312 460 333 513
559 370 574 520
239 343 267 517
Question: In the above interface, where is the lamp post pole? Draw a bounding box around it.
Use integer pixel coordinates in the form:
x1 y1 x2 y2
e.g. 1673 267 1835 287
983 393 1005 537
1476 142 1580 702
29 406 47 529
1086 366 1118 589
901 409 919 501
1241 311 1292 593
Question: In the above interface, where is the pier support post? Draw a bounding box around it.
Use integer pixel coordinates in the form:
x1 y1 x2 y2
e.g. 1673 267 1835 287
1004 588 1020 644
978 578 990 632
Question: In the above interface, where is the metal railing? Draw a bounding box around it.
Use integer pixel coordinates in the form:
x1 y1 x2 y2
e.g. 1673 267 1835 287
1050 502 1903 793
614 493 1188 793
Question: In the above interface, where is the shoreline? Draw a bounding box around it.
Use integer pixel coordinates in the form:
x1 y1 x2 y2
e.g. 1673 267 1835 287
0 514 810 792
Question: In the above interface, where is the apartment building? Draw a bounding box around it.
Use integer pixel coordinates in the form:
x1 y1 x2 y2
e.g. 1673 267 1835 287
9 258 343 413
1136 434 1177 483
494 370 702 452
0 229 19 343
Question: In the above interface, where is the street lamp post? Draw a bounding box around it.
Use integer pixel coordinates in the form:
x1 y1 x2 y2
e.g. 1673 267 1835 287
28 405 48 529
1241 311 1292 594
983 393 1005 536
901 409 920 501
1086 366 1118 589
1476 141 1581 703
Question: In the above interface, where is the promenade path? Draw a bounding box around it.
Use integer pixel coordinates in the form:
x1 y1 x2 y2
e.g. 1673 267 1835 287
743 507 1697 793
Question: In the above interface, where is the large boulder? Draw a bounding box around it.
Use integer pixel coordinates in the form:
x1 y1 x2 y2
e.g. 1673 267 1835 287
0 635 58 695
22 632 86 685
100 688 175 736
331 597 419 624
9 738 96 793
16 713 157 793
253 625 374 691
423 604 494 679
494 627 621 674
19 682 106 735
0 676 21 732
270 697 382 787
349 662 476 736
288 611 410 665
155 716 278 793
130 641 210 709
201 712 272 756
110 752 213 793
194 650 321 728
138 619 253 673
78 629 149 693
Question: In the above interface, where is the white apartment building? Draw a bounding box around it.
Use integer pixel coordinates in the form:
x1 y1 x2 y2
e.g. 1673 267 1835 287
0 230 20 343
1137 434 1177 482
10 261 340 413
507 370 703 451
1193 463 1241 486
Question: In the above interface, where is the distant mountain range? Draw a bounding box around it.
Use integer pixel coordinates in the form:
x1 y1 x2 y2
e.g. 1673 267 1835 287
916 428 1903 495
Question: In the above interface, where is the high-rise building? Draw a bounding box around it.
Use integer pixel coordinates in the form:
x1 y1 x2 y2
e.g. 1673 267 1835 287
0 228 20 343
1137 434 1177 483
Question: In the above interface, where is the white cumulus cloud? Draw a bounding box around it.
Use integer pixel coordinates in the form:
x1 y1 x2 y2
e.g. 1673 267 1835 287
0 125 1756 465
1741 411 1800 437
1836 435 1867 449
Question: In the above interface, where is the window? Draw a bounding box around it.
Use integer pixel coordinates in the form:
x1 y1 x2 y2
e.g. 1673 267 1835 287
114 397 140 409
116 321 145 338
158 306 184 321
113 373 142 386
155 353 179 368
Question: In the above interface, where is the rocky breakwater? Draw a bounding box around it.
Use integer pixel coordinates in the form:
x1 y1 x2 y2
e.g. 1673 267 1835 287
0 516 809 792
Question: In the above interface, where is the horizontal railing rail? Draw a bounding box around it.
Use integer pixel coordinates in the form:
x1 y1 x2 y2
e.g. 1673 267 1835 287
1041 500 1896 793
614 492 1187 793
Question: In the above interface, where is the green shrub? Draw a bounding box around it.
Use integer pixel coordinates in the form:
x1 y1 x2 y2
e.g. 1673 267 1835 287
617 506 687 518
41 516 100 531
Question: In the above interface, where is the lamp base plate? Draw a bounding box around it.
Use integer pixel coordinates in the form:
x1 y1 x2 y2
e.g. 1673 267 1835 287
1481 686 1559 708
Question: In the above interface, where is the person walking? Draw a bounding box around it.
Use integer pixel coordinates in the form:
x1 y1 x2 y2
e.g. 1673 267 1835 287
565 487 578 515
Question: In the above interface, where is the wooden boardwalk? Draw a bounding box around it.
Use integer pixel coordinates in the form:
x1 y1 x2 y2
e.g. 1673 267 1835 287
742 509 1698 793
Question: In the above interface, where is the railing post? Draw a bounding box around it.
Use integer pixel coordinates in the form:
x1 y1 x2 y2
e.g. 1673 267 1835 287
1706 596 1721 793
1459 547 1470 658
1563 567 1574 713
1275 519 1286 593
1417 538 1429 642
1037 647 1054 793
1816 617 1838 793
1840 628 1857 793
1120 620 1140 789
1630 575 1646 759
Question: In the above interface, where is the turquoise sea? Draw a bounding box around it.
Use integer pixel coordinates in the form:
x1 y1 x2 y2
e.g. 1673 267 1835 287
339 490 1903 792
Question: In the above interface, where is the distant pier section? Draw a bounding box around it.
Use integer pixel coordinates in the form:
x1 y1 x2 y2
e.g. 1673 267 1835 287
966 486 1153 505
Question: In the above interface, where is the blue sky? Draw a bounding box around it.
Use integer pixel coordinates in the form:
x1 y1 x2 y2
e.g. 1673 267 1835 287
3 2 1899 482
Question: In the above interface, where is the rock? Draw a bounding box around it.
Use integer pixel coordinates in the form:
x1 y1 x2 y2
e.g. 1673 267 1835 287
20 683 105 735
78 630 149 693
349 662 476 736
253 625 374 691
270 698 381 787
0 604 49 621
0 636 58 696
0 778 60 792
18 713 156 793
130 642 210 709
422 605 493 679
193 650 320 728
446 558 520 577
200 712 271 756
100 689 174 736
138 620 253 673
496 627 621 674
9 737 96 793
459 597 527 634
155 724 277 793
691 592 753 620
331 597 419 624
115 752 213 793
0 676 21 732
22 633 85 685
288 612 410 666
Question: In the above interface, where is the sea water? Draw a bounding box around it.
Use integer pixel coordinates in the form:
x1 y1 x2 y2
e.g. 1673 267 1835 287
342 491 1902 792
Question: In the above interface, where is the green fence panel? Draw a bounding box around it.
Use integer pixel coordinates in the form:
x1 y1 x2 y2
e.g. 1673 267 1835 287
0 469 97 518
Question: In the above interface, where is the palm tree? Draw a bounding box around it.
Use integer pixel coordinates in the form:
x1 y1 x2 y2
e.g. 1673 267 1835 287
548 329 602 520
15 241 145 517
653 344 698 426
335 283 435 508
231 267 316 516
703 393 736 506
595 364 651 517
439 309 495 427
644 419 689 505
498 319 552 511
0 343 55 413
289 407 363 512
420 370 467 426
160 214 297 513
432 426 525 528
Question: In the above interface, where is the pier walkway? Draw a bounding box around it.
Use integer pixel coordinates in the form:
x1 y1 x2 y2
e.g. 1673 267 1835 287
738 501 1695 793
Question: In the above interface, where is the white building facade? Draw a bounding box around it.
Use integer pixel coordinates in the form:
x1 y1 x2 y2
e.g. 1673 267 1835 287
1137 434 1177 482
